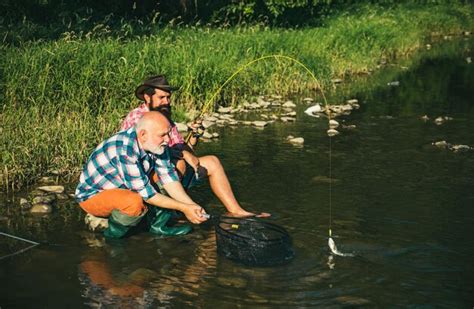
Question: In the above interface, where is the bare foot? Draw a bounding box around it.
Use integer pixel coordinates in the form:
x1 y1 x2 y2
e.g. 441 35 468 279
226 211 271 218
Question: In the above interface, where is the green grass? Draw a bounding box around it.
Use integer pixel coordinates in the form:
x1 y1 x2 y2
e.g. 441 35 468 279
1 3 473 190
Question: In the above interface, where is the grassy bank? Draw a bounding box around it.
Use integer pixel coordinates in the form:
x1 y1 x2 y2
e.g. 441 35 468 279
1 3 473 190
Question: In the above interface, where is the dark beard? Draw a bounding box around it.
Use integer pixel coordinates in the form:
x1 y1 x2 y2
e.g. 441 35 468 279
150 105 172 120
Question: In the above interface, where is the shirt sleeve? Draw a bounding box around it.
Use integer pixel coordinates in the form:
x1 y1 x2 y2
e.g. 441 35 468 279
153 149 179 186
116 155 157 200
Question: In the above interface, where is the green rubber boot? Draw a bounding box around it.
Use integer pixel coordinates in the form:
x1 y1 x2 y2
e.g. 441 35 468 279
103 209 147 239
147 206 192 236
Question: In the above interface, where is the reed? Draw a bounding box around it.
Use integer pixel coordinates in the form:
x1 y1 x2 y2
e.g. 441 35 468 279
1 3 473 190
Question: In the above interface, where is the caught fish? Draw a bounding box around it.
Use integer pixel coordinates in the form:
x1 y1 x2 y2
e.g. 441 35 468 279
328 237 354 257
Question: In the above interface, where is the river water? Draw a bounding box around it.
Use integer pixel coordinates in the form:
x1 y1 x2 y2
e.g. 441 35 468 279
1 37 473 307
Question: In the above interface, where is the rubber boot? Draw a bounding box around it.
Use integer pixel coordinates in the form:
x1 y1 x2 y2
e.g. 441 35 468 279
147 206 192 236
103 208 147 239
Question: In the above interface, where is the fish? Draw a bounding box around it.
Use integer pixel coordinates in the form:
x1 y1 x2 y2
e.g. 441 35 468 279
328 237 354 257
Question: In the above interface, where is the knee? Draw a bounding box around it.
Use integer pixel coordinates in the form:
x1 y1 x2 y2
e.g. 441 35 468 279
121 193 144 217
203 155 221 169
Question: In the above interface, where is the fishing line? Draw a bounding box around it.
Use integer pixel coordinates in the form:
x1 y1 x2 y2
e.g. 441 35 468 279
0 231 40 260
184 54 351 257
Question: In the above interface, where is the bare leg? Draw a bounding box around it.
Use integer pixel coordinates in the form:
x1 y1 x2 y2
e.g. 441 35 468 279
199 155 269 217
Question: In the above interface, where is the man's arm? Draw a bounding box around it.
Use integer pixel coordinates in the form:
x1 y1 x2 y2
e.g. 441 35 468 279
146 190 207 224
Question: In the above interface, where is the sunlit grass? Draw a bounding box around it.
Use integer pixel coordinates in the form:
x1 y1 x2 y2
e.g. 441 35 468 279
1 3 473 190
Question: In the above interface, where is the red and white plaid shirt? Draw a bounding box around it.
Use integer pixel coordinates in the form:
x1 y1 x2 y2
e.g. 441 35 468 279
120 103 184 147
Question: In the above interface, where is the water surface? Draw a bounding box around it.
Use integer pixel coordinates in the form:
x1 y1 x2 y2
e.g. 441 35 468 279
1 37 473 307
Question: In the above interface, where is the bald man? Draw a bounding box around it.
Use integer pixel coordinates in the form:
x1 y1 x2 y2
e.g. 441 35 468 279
75 112 207 238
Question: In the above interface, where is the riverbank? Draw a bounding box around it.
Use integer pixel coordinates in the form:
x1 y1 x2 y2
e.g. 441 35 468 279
1 3 473 190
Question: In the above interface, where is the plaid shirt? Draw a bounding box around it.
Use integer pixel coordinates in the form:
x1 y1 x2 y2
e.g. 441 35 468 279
120 103 184 147
75 127 178 202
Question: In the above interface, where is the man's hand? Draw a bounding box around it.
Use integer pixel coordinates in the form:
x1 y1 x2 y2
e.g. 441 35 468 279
187 120 205 137
182 150 200 172
182 203 208 224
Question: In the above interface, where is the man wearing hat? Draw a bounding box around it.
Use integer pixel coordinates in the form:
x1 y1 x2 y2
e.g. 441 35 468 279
121 75 269 218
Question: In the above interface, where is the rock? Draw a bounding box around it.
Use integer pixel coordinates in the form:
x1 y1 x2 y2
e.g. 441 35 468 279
304 104 322 115
420 115 430 121
282 111 296 117
212 132 220 138
346 99 358 105
20 198 32 210
282 101 296 108
175 122 188 133
217 106 232 113
271 95 283 100
219 114 234 120
202 131 214 139
203 116 219 123
241 121 252 125
463 31 471 36
287 137 304 145
216 119 226 125
387 81 400 87
466 57 472 64
37 185 65 194
84 213 109 232
252 121 268 127
39 176 55 184
32 194 56 205
228 120 239 126
30 204 53 214
329 119 339 129
451 144 471 152
257 97 271 108
56 193 69 200
331 78 343 84
271 102 281 107
303 97 314 102
270 114 279 120
261 114 269 119
201 120 214 129
426 44 432 50
280 117 296 122
434 116 447 125
432 140 449 148
31 189 49 196
327 129 339 136
342 124 357 130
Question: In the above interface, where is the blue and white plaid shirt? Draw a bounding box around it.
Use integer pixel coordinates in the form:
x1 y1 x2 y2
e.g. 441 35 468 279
75 127 178 202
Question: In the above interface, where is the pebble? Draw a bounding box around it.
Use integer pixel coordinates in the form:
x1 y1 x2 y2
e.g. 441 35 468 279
329 119 339 129
327 129 339 137
252 121 268 127
37 185 65 194
32 194 56 205
420 115 430 121
287 137 304 145
282 101 296 108
175 122 188 133
212 132 220 138
30 204 53 214
281 117 296 122
432 140 449 148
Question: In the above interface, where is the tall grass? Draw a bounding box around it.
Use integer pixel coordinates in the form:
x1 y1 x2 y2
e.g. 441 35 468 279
1 3 473 190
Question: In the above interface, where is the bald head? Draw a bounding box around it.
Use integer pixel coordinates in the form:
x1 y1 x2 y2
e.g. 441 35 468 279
136 111 171 155
136 111 170 131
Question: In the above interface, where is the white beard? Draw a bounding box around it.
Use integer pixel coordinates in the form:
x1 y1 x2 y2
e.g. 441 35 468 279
144 141 166 155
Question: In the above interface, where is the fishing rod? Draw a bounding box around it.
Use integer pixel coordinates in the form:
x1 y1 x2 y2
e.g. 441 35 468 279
0 231 40 260
182 54 351 256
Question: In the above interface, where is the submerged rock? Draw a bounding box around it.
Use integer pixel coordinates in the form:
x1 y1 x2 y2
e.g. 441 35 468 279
84 213 109 232
287 136 304 145
32 194 56 205
30 204 53 214
420 115 430 121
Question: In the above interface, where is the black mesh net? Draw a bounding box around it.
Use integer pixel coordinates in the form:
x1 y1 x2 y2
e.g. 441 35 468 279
215 216 294 266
